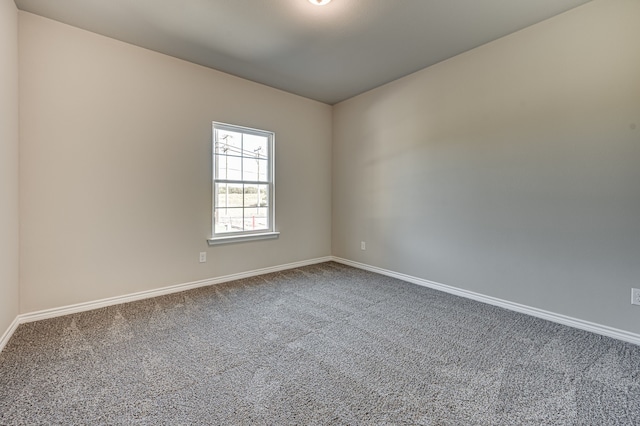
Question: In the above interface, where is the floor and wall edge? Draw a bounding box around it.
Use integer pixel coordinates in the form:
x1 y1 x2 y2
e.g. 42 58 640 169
331 257 640 346
2 255 639 354
0 317 20 354
0 256 333 353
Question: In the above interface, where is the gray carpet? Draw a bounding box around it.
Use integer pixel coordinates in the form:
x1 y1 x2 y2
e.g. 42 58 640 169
1 262 639 425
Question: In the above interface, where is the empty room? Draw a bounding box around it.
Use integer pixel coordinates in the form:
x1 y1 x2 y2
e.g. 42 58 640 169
1 0 639 423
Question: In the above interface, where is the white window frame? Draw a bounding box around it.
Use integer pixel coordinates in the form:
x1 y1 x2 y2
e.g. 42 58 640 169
208 122 278 245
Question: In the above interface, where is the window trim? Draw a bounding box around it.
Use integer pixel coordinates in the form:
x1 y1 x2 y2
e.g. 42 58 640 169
208 121 278 245
207 231 280 246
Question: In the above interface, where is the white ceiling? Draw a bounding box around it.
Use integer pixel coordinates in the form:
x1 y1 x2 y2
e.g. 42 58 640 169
14 0 592 105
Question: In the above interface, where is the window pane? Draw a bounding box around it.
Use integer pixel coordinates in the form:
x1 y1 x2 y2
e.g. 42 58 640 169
215 207 244 233
258 185 269 207
243 207 268 231
219 155 241 181
257 159 268 182
242 158 268 182
244 185 259 207
249 207 269 231
215 183 227 209
216 183 243 209
214 154 230 180
215 129 242 154
243 134 268 158
242 158 256 181
217 183 243 209
215 154 244 180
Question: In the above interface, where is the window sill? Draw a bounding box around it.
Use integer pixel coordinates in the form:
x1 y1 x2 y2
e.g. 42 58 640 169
207 231 280 246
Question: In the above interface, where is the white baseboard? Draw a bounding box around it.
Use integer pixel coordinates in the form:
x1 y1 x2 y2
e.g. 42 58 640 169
0 256 332 353
3 255 638 353
332 257 640 346
0 316 20 354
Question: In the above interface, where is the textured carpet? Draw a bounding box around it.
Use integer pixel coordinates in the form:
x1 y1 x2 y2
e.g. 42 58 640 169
1 262 639 425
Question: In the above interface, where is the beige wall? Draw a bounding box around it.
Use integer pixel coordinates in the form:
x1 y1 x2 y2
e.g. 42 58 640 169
333 0 640 334
9 0 640 339
0 0 20 335
19 12 332 313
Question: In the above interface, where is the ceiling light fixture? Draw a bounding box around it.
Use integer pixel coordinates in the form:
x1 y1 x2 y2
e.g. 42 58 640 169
309 0 331 5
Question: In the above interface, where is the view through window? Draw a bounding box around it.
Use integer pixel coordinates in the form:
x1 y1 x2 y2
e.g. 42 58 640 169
212 122 274 238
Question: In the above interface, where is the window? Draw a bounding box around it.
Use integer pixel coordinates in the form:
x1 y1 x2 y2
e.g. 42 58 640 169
208 122 278 245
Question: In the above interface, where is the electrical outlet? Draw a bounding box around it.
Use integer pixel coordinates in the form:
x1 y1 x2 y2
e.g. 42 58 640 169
361 241 366 250
199 252 207 263
632 288 640 306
